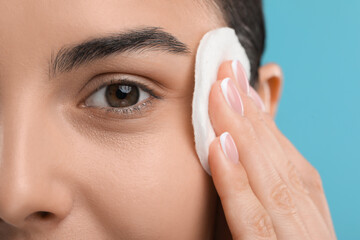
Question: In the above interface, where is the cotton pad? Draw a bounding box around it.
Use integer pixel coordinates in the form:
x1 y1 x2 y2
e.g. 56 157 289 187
192 27 251 176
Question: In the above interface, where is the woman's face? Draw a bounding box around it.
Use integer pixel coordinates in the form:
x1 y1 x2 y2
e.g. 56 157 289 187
0 0 226 239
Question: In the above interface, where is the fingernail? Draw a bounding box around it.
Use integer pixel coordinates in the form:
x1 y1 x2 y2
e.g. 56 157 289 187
221 78 244 116
231 60 250 95
220 132 239 164
249 87 266 111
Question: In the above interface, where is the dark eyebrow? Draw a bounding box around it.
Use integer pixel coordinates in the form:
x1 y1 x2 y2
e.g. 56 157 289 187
49 26 191 77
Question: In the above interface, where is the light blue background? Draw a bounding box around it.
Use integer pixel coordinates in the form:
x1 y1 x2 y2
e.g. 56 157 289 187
262 0 360 239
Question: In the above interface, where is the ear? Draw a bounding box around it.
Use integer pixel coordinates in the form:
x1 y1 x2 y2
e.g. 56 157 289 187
256 63 283 118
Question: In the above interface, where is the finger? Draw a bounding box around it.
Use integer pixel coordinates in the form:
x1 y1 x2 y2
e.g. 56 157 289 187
261 119 337 239
243 87 333 239
248 76 335 237
219 60 336 239
208 78 310 239
217 61 310 196
208 133 277 240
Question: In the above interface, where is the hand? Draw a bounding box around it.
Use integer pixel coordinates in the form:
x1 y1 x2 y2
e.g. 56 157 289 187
208 60 337 240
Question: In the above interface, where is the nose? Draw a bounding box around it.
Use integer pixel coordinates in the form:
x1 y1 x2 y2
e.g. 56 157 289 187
0 92 73 231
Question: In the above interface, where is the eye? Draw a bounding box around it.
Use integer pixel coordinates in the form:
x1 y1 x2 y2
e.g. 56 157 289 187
84 81 151 109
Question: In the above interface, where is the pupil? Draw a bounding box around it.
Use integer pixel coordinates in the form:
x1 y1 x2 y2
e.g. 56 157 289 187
116 86 129 99
105 83 139 107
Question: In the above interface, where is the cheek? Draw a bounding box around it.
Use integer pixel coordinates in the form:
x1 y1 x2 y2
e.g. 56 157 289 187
65 99 217 239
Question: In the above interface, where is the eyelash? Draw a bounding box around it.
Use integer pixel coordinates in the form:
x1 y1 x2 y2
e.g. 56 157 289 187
82 77 162 117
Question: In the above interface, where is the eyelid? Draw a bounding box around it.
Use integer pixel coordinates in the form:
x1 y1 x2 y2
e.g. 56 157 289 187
96 77 160 97
78 73 163 102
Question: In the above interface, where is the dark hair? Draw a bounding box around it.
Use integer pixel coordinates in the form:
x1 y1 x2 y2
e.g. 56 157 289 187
213 0 266 88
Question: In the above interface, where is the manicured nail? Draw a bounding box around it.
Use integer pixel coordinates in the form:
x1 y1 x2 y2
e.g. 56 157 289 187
221 78 244 116
249 87 266 111
231 60 250 95
220 132 239 164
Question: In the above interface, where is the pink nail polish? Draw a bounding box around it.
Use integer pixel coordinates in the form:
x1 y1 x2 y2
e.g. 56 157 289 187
221 78 244 116
249 87 266 111
231 60 250 95
220 132 239 164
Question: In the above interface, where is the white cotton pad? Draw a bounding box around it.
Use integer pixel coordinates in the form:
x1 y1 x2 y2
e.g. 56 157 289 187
192 27 251 176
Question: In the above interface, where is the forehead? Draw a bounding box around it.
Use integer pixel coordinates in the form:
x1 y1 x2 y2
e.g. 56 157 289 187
0 0 221 57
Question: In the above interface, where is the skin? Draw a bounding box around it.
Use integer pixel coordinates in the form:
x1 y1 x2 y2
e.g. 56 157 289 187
210 61 337 239
0 0 336 239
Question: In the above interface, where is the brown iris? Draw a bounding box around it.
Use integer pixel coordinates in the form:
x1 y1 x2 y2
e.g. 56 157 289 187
105 84 139 108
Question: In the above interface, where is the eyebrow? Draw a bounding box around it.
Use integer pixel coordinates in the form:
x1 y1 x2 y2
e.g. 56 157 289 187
49 26 191 77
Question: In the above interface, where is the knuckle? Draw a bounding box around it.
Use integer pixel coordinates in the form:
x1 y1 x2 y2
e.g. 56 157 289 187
247 210 276 238
288 163 310 195
309 166 324 191
270 182 297 216
267 116 279 133
233 169 250 192
223 172 250 199
234 118 258 141
254 109 266 122
263 112 274 123
247 103 266 123
218 170 250 200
